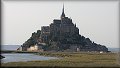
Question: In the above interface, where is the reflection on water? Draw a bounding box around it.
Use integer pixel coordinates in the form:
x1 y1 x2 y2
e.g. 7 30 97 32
1 53 58 63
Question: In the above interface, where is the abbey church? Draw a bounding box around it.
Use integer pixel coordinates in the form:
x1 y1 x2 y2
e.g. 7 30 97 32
41 5 79 43
19 5 108 52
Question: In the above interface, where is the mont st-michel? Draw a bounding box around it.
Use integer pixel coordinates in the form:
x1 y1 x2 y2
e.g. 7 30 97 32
18 5 108 52
2 3 120 67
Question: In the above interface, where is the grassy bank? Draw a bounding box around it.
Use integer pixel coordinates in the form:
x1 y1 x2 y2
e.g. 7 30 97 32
1 52 120 67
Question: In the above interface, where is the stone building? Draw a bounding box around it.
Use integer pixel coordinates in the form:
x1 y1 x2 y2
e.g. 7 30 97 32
40 26 50 42
40 5 80 51
20 5 108 52
40 5 79 43
27 44 44 52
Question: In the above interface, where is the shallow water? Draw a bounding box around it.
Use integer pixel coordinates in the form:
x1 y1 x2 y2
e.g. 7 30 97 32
1 53 58 63
1 45 21 51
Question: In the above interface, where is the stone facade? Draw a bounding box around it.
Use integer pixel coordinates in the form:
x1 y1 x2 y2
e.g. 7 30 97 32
40 6 79 43
27 44 44 52
40 26 50 42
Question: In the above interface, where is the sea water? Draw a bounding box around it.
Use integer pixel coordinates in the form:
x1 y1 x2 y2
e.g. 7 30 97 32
1 45 58 63
1 53 58 63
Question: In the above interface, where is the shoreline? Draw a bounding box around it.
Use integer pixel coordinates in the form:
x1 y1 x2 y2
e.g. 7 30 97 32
1 52 120 67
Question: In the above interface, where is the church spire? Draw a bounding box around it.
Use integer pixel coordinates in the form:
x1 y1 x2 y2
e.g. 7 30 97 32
62 4 65 15
61 4 65 19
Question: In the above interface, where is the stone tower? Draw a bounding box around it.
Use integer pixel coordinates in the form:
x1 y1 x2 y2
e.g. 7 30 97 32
49 5 79 42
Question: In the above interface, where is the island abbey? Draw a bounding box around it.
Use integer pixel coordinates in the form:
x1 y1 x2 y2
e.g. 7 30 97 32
41 5 79 43
18 5 108 52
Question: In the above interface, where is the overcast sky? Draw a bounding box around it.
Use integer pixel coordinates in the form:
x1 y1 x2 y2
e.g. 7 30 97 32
2 1 119 48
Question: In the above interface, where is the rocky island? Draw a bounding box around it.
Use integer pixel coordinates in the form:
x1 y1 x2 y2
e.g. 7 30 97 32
18 5 108 52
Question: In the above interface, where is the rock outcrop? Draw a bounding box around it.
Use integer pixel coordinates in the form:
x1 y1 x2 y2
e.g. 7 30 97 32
21 30 108 52
0 55 5 59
